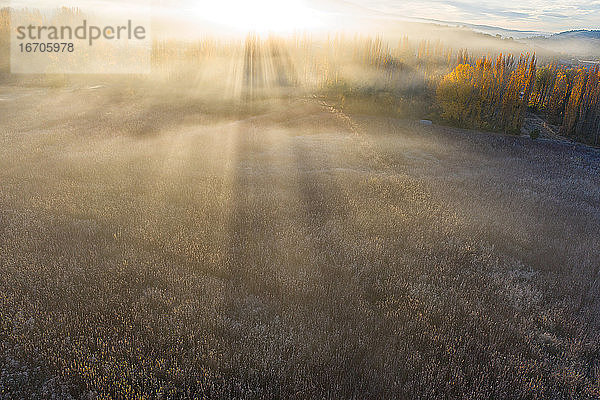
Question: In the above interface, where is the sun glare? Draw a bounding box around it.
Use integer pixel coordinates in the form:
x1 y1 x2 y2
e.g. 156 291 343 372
197 0 322 33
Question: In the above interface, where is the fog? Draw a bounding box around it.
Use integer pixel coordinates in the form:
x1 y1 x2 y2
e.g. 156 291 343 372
1 5 600 399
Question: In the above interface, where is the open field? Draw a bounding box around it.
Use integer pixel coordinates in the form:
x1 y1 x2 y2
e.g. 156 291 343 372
1 84 600 398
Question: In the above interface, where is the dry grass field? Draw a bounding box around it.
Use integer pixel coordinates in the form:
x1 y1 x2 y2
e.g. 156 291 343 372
1 84 599 398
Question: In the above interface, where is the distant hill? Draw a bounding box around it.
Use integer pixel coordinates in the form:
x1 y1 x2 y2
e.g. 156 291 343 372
409 18 549 39
526 30 600 58
547 30 600 40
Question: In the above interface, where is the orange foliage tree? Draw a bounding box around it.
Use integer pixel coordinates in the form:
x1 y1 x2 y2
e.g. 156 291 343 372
437 53 536 133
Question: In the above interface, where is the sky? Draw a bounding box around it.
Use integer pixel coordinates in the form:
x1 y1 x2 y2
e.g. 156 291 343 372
5 0 600 33
338 0 600 32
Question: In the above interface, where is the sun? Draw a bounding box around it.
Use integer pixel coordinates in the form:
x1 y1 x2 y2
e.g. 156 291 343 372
197 0 322 33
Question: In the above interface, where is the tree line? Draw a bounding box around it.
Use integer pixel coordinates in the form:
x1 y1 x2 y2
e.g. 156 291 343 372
438 54 600 145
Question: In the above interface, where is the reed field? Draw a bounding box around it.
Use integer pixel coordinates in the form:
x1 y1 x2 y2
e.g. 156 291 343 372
1 6 600 399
